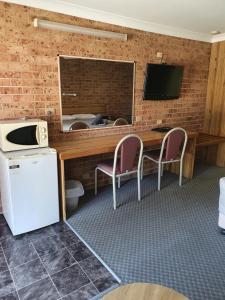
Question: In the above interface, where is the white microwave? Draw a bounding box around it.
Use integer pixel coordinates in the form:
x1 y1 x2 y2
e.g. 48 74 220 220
0 119 48 152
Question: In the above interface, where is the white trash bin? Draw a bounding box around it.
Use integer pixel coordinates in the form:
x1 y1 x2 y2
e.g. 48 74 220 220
65 180 84 213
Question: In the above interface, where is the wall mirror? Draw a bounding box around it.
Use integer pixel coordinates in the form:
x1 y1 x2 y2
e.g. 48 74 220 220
58 55 135 132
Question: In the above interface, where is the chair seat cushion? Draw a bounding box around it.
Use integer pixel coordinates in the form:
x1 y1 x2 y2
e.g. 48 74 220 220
145 149 181 162
97 159 137 175
97 160 120 174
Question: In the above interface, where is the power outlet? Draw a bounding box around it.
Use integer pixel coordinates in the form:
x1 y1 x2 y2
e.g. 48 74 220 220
156 119 162 125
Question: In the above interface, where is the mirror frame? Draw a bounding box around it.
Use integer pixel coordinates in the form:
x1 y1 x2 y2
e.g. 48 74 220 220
58 55 136 132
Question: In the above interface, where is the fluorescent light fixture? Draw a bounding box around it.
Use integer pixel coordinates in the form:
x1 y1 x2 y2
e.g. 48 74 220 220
210 30 221 35
33 18 127 41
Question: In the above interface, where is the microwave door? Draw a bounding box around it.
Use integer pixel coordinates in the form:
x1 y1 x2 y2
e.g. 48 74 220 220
6 125 38 146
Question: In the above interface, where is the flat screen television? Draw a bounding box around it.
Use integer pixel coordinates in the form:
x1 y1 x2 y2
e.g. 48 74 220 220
143 63 184 100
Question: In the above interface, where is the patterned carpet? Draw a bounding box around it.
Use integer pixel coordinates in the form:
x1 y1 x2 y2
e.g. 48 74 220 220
68 165 225 300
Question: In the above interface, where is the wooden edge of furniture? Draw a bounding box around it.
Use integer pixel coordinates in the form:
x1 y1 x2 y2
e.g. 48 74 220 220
51 130 197 221
196 132 225 147
196 132 225 167
102 283 189 300
58 159 66 221
169 133 197 179
52 131 197 161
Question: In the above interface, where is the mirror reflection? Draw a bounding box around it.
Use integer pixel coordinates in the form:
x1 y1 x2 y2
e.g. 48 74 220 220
59 56 135 131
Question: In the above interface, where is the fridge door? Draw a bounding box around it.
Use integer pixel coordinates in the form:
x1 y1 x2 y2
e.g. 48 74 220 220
9 151 59 235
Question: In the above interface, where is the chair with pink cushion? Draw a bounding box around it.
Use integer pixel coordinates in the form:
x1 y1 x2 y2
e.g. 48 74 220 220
95 134 143 210
141 128 187 191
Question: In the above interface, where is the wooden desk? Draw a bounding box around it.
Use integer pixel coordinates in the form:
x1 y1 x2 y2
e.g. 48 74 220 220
102 283 189 300
51 130 197 220
196 133 225 147
196 133 225 167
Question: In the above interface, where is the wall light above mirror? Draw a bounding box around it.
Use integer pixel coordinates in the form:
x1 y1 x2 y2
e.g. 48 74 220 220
58 56 135 132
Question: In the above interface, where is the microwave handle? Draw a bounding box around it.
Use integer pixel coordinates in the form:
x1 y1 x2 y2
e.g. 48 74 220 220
36 126 40 144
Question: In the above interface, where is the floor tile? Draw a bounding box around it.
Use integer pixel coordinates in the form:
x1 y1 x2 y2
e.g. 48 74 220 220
41 247 76 275
18 277 60 300
32 235 65 257
0 270 15 297
68 242 93 262
79 256 111 282
0 251 8 273
51 264 90 297
52 222 71 234
93 274 118 293
4 244 38 269
1 234 31 252
0 224 12 242
62 283 98 300
0 291 19 299
27 225 56 242
58 230 80 247
11 258 48 290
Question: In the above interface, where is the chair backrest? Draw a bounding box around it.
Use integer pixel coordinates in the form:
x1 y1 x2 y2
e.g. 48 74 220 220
113 134 143 174
70 121 89 130
160 128 188 161
113 118 129 126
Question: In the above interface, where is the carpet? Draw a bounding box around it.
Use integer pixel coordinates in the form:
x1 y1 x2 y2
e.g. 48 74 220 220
67 165 225 300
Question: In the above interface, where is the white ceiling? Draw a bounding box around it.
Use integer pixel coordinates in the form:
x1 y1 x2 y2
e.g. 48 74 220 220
5 0 225 42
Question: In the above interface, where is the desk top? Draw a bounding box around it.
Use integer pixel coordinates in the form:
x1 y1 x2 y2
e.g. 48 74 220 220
196 133 225 147
51 130 197 161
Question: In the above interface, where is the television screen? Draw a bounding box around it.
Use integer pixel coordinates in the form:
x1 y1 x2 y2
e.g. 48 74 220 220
143 64 184 100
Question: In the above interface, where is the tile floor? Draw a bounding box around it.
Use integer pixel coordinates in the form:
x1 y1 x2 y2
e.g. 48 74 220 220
0 215 119 299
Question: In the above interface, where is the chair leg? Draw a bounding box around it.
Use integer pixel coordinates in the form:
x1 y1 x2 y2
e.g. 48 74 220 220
137 170 141 201
161 164 164 176
112 176 117 210
141 156 144 180
95 168 98 195
158 163 161 191
118 177 121 188
179 160 183 186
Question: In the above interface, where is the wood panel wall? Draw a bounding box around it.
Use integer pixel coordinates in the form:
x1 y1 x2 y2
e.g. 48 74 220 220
203 41 225 166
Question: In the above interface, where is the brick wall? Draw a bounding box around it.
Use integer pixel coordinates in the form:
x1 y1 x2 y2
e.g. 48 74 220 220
0 2 211 210
60 58 133 121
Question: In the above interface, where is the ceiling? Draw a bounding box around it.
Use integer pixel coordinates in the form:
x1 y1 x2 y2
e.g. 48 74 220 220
5 0 225 42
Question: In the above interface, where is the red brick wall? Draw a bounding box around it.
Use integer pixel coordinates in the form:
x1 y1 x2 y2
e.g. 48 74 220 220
60 58 133 121
0 2 211 207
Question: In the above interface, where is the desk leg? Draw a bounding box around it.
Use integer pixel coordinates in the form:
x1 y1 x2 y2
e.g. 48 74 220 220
204 145 218 165
216 143 225 167
200 143 225 167
59 159 66 221
183 137 196 178
170 136 196 179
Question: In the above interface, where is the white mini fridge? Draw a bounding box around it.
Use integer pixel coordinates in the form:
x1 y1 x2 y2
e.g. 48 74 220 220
0 148 59 235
